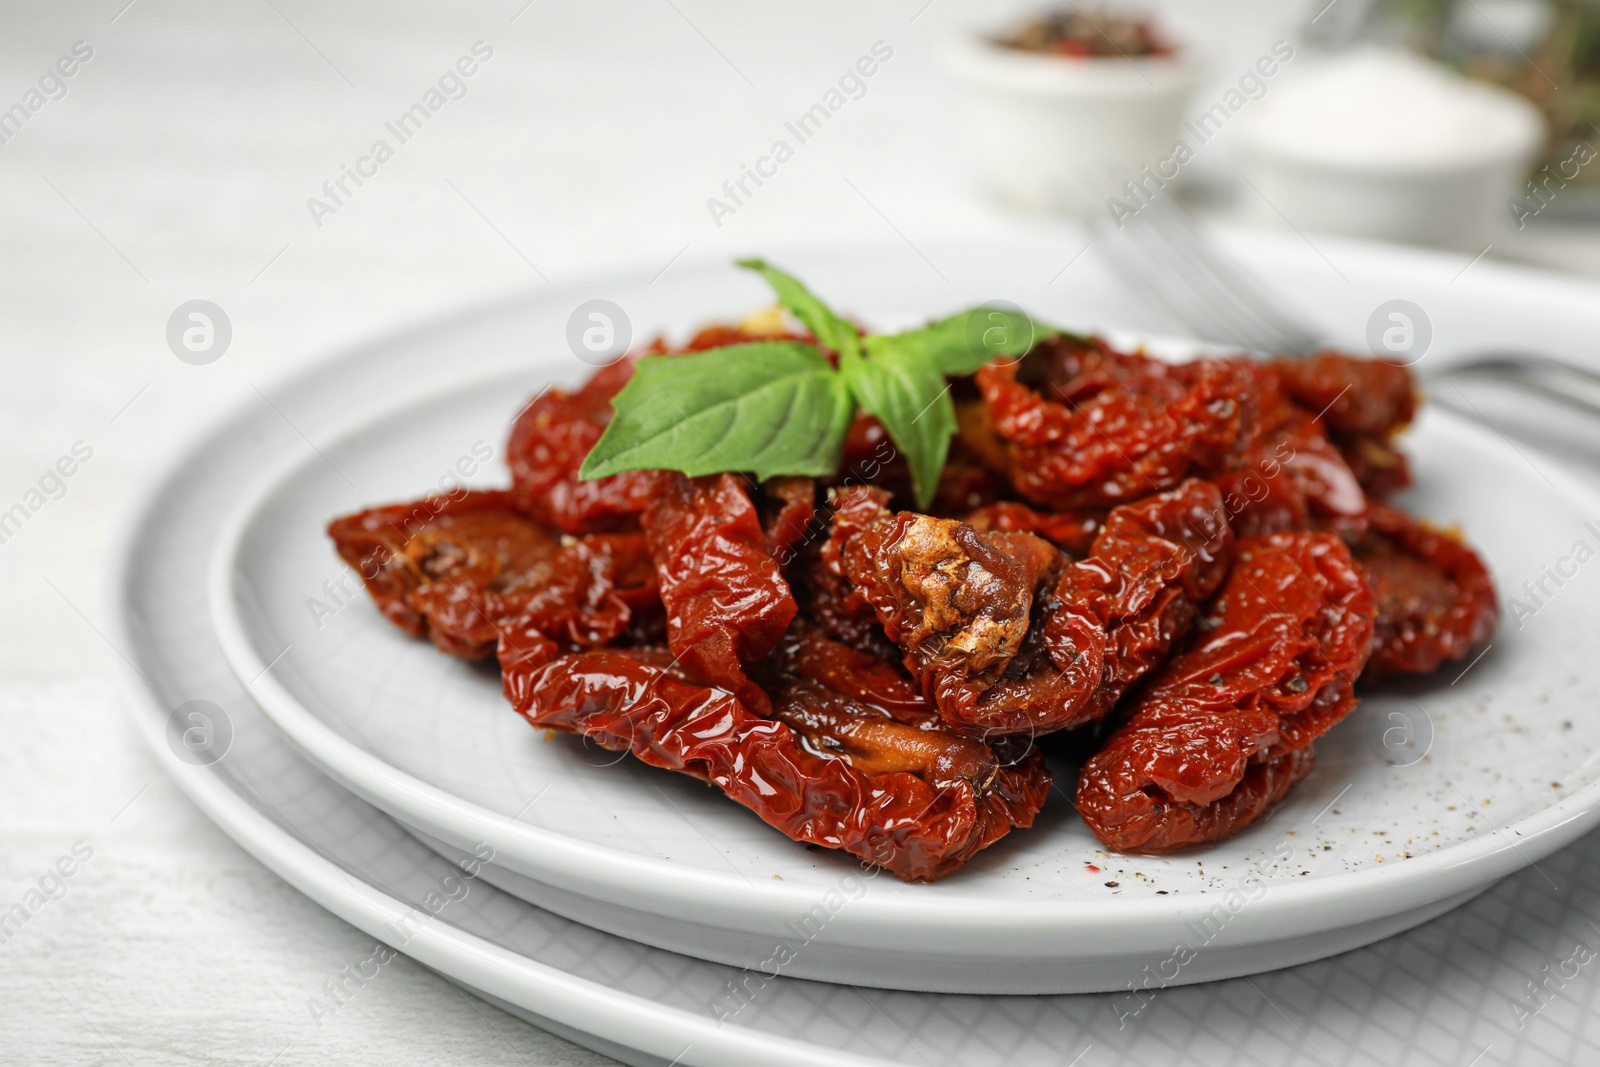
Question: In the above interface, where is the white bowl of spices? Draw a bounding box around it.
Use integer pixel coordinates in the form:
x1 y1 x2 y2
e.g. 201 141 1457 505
942 7 1197 216
1233 47 1545 251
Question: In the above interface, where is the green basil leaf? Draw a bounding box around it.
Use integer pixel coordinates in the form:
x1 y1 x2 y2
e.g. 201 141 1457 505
863 305 1062 377
579 342 855 482
736 258 861 367
844 351 956 511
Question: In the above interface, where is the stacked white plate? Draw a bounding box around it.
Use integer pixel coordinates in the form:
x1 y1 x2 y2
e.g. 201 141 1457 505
110 235 1600 1064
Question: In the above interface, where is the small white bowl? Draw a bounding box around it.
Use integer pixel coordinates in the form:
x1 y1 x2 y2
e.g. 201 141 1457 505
1233 48 1545 251
941 32 1197 216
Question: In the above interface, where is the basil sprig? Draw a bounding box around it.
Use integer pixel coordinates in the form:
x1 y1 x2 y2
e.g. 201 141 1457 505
578 259 1058 509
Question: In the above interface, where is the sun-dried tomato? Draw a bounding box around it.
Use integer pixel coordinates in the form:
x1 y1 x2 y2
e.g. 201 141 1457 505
1076 531 1374 852
831 412 1007 514
1093 746 1319 856
761 628 1001 767
772 623 931 722
1271 352 1416 439
974 336 1258 509
1270 353 1417 500
1339 433 1413 498
501 644 1050 881
839 413 896 473
506 359 660 533
1039 479 1235 730
841 509 1059 722
327 490 657 660
642 472 797 713
972 343 1391 530
964 500 1104 556
933 448 1014 516
1353 503 1498 681
834 480 1233 738
761 476 819 564
1217 372 1367 538
793 485 898 657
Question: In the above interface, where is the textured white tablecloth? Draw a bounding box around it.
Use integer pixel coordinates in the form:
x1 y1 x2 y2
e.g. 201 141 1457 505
5 1 1599 1064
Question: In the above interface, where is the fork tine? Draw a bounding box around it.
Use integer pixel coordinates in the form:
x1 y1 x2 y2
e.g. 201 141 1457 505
1087 181 1267 352
1138 196 1323 355
1120 208 1293 354
1096 222 1250 349
1092 187 1326 357
1100 211 1285 355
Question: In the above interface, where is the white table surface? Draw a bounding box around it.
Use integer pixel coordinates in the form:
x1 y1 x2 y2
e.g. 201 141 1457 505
5 2 1599 1064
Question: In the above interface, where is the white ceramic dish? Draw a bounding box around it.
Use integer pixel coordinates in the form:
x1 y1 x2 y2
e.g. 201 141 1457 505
200 237 1600 994
1233 48 1544 251
940 32 1196 215
107 231 1600 1065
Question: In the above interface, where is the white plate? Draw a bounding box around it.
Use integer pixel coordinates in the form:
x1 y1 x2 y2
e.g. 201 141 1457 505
107 230 1600 1065
207 237 1600 994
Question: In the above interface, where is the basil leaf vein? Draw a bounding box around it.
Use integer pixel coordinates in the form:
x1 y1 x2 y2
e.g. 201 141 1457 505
578 342 854 482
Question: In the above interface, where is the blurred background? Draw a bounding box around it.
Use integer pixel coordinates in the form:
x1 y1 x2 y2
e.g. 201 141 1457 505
3 0 1597 1063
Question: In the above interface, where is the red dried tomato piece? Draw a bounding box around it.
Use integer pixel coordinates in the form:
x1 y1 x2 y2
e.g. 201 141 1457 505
794 486 897 657
1270 351 1416 439
1270 353 1418 500
772 624 931 722
841 510 1060 725
642 472 797 713
501 645 1050 882
1353 503 1498 681
839 412 896 473
1076 531 1374 853
506 359 659 534
1038 479 1235 732
833 480 1233 738
496 534 661 649
761 476 819 564
327 489 657 660
1338 433 1413 499
1092 746 1320 857
974 336 1258 510
761 629 996 769
766 676 997 787
830 411 1004 513
964 500 1104 556
930 449 1011 515
1217 371 1367 538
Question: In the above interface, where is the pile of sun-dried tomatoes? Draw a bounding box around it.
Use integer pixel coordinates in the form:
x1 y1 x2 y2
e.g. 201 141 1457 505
328 326 1497 882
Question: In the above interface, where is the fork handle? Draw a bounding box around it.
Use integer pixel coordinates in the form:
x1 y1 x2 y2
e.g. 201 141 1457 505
1426 355 1600 422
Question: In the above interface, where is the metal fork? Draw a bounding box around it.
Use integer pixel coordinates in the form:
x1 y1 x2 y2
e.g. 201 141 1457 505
1091 194 1600 421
